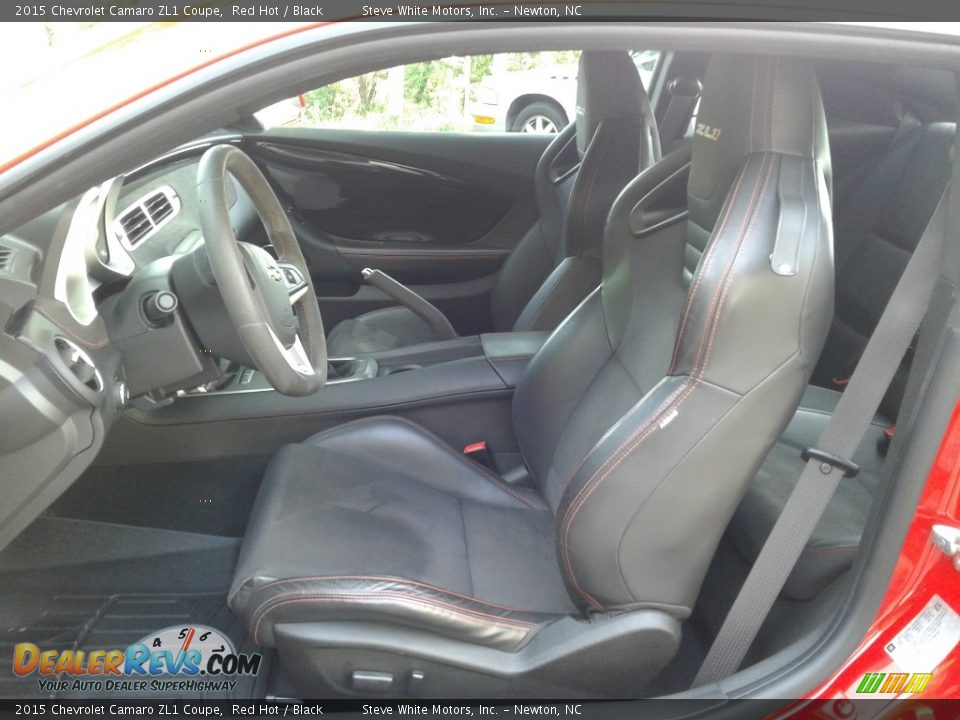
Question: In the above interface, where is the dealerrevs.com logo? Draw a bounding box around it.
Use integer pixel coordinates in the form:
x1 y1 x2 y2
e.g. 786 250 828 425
13 625 262 694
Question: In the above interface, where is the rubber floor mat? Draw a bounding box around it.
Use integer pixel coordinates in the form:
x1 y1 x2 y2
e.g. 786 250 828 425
0 592 269 699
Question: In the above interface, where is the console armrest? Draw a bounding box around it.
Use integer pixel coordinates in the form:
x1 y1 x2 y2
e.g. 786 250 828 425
481 331 550 388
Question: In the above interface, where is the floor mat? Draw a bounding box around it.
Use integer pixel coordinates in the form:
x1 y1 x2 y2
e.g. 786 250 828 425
50 455 270 538
0 516 240 594
0 517 267 699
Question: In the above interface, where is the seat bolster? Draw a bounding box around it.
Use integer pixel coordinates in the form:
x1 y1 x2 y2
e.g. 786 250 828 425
244 575 558 649
512 256 601 332
305 416 547 512
327 306 434 356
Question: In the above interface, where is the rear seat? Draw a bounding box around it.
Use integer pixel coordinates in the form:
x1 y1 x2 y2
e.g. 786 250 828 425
730 119 955 601
812 120 955 416
731 386 890 600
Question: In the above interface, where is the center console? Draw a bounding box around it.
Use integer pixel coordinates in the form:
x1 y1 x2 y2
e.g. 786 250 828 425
104 332 550 466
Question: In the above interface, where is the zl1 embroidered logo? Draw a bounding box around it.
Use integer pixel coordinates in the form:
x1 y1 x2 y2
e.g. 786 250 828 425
856 672 932 694
695 123 721 141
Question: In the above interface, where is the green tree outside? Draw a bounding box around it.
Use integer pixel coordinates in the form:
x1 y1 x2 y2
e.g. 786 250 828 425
293 51 579 133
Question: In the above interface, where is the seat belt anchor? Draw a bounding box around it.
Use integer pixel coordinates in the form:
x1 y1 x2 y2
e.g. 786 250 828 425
801 447 860 478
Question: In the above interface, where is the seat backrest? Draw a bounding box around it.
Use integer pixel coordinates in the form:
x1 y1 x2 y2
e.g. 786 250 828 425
490 51 660 333
513 55 834 616
811 120 954 417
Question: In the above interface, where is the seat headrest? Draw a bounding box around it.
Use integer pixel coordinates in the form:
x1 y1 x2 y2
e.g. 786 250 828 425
688 55 831 231
576 51 649 156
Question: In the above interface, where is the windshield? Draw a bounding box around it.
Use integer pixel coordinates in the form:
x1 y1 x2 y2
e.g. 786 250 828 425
0 21 316 171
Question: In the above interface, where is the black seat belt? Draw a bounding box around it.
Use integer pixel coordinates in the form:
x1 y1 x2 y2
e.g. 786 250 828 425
659 76 702 153
694 170 951 687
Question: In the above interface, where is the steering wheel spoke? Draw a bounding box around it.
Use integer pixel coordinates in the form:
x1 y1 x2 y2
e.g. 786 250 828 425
268 327 315 376
197 145 327 396
277 261 309 305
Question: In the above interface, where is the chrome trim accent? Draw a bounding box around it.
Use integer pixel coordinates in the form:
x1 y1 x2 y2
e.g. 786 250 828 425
179 358 377 397
54 336 104 394
55 187 101 326
278 261 309 304
97 177 136 277
112 185 181 251
268 326 315 376
125 135 243 179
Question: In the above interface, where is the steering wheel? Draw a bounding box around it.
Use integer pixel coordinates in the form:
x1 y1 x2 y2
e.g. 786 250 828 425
196 145 327 396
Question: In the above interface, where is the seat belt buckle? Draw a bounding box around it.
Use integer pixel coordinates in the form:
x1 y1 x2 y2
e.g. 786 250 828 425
463 441 497 472
878 425 895 456
801 447 860 478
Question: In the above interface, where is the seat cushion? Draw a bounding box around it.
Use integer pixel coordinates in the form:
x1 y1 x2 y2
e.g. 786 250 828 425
229 416 576 649
729 386 890 601
326 307 434 355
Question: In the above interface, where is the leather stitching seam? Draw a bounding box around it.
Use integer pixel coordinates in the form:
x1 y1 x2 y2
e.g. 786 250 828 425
251 591 536 646
559 153 776 608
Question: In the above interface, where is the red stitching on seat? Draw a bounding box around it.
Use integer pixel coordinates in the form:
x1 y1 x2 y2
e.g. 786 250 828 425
672 60 760 373
252 574 543 614
558 383 690 608
251 590 536 646
559 153 777 608
670 166 748 373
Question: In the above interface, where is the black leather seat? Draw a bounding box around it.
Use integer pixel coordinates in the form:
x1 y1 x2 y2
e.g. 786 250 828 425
325 51 661 355
230 55 833 696
731 119 954 601
230 416 573 651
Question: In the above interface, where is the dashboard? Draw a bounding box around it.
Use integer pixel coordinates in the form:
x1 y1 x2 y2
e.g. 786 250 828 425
0 138 261 551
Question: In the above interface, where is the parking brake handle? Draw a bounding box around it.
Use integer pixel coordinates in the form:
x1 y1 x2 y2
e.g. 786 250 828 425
361 268 457 341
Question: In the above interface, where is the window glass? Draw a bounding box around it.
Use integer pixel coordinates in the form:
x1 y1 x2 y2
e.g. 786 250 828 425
256 50 660 134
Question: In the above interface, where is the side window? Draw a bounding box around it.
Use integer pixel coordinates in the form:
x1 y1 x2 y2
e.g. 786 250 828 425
631 49 660 90
256 50 659 135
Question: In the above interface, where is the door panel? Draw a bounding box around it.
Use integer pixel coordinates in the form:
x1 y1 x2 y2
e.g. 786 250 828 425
253 142 512 245
243 129 551 335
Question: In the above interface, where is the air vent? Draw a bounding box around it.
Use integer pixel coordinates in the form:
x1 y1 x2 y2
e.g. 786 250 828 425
0 246 11 270
144 191 174 223
113 186 180 249
54 337 103 393
119 206 151 245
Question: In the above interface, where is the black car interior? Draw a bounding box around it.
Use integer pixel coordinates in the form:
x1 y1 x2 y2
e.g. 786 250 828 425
228 53 832 697
325 50 661 355
0 41 955 700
